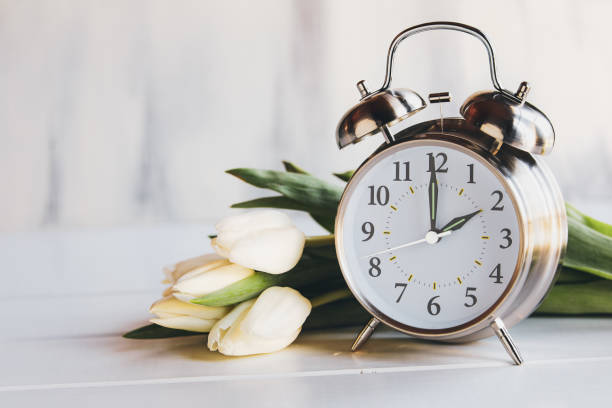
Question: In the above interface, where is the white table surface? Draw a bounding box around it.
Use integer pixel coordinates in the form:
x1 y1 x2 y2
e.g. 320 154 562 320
2 204 611 407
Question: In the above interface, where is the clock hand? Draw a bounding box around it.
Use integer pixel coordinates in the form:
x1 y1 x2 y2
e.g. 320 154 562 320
363 230 452 258
439 209 483 233
428 154 438 231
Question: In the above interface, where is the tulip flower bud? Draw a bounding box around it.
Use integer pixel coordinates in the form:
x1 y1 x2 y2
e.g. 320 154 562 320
149 296 230 333
162 253 225 284
240 286 312 338
172 262 254 301
211 210 305 274
207 286 312 356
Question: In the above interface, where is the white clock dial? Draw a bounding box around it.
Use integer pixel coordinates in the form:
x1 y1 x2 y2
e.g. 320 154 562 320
337 140 522 332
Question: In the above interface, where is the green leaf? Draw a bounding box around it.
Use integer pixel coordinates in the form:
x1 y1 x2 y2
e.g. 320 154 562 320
563 215 612 280
231 196 325 214
191 255 340 307
281 163 336 232
566 203 612 238
227 168 342 213
311 214 335 233
123 324 201 339
282 161 309 175
556 266 601 284
310 288 353 308
231 196 291 209
298 276 349 299
231 196 335 232
304 235 335 247
303 298 370 330
227 168 341 232
303 236 337 260
535 279 612 315
333 170 354 182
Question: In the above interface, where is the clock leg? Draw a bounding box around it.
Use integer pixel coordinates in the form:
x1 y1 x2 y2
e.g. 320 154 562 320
491 317 524 365
351 317 380 351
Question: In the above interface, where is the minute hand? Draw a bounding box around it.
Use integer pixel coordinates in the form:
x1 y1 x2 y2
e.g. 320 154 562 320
428 155 438 230
439 209 483 233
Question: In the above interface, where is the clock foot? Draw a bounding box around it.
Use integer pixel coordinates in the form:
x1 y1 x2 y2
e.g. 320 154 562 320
351 317 380 351
491 317 524 365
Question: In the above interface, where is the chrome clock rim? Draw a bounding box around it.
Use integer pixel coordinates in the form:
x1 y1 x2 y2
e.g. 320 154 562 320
335 137 528 338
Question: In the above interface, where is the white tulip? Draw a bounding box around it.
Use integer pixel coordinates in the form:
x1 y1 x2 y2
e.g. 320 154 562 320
211 210 305 274
207 286 312 356
162 253 225 284
170 261 254 301
240 286 312 338
149 296 230 333
161 253 254 300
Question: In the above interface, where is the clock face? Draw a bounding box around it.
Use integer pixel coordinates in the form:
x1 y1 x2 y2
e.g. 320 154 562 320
336 139 523 333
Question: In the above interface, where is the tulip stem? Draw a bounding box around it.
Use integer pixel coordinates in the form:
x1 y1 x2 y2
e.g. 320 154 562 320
310 288 353 308
305 234 335 247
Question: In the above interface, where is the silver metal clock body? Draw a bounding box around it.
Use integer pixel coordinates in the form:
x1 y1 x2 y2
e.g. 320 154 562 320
335 118 567 343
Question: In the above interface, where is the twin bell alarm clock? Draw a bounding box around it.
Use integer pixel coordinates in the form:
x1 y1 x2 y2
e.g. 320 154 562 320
334 22 566 365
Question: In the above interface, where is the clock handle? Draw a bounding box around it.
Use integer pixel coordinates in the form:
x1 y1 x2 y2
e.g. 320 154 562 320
491 317 524 365
375 21 519 102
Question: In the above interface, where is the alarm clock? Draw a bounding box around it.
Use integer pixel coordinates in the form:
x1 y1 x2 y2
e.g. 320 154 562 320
334 22 567 365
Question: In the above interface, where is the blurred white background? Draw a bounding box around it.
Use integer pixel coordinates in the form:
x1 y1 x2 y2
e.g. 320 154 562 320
2 0 611 232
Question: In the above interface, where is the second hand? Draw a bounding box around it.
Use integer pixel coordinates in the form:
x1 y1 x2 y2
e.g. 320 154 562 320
363 230 452 258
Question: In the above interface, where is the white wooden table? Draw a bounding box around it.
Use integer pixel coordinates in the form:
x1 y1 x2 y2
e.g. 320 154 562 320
1 207 610 407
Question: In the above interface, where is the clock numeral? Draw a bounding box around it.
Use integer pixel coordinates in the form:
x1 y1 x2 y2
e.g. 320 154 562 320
394 283 407 303
427 295 441 316
464 287 478 307
489 263 504 284
490 190 505 211
500 228 512 249
467 163 476 184
368 185 390 206
426 152 448 173
361 222 374 241
368 257 381 277
393 161 412 181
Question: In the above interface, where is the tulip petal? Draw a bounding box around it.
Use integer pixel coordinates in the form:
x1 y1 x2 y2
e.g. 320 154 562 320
173 263 254 297
150 296 229 320
229 227 305 274
172 292 196 303
150 316 217 332
213 211 293 259
210 238 230 258
206 287 310 356
208 299 255 352
207 298 301 356
162 285 174 297
150 312 183 319
163 253 226 283
175 259 231 283
216 327 301 356
240 287 311 339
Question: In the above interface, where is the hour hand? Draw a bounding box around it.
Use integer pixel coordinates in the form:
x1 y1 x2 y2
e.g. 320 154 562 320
440 209 483 233
428 155 438 231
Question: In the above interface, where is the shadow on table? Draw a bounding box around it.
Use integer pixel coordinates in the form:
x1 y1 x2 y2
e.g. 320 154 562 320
291 327 511 364
116 325 509 364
